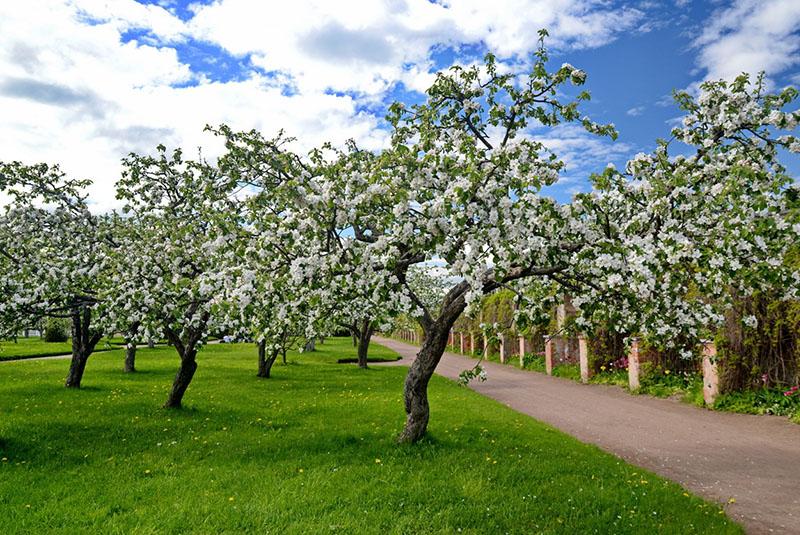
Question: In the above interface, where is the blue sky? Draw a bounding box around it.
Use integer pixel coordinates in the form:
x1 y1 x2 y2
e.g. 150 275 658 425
0 0 798 209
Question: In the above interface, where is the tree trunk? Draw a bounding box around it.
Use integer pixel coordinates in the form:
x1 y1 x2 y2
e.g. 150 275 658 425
304 338 316 352
257 340 279 378
398 326 451 443
163 350 197 408
147 339 155 349
65 305 101 389
357 320 374 369
65 349 89 388
124 343 137 373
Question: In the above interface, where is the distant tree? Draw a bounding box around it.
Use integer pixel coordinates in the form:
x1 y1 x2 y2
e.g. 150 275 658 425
0 162 110 388
99 146 245 408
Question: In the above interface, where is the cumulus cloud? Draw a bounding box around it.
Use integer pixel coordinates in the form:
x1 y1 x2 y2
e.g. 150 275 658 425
0 0 645 211
692 0 800 82
187 0 644 96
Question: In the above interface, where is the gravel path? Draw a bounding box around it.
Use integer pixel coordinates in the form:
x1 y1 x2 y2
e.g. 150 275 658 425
374 336 800 534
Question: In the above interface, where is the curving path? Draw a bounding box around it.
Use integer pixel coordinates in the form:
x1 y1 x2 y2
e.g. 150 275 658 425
374 336 800 535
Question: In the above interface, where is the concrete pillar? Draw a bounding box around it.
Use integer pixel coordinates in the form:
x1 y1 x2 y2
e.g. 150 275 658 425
459 332 465 354
578 335 591 384
628 338 641 391
499 333 507 364
483 334 489 356
702 340 719 406
518 336 527 367
544 336 554 375
470 332 475 355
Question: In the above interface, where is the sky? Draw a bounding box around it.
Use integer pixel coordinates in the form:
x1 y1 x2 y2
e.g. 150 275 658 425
1 0 799 211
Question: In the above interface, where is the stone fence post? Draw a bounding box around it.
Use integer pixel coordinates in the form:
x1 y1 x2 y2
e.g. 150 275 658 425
499 333 508 364
459 332 465 354
702 340 719 406
518 336 530 367
578 336 591 384
544 336 554 375
628 338 641 390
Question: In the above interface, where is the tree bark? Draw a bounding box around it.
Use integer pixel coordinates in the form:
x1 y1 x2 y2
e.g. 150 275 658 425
356 319 374 368
397 277 474 443
163 350 197 408
64 304 101 388
162 317 208 409
257 340 279 378
124 343 137 373
123 322 140 373
398 326 451 443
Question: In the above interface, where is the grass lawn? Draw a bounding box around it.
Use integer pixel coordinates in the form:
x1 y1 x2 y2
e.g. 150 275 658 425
0 338 76 360
0 338 125 361
0 338 740 534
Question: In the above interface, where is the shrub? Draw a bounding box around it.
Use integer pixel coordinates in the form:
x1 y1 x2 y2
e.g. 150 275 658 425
43 317 69 343
714 386 800 417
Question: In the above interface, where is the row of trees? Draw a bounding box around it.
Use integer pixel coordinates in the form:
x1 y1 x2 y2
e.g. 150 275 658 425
2 34 798 442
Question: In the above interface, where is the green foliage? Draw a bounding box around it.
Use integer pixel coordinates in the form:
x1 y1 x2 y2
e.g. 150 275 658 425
0 339 740 533
481 290 515 332
589 369 628 387
717 292 800 391
714 388 800 417
43 317 69 343
639 363 701 399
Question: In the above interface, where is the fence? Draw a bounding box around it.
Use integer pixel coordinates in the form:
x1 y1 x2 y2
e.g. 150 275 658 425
393 328 722 405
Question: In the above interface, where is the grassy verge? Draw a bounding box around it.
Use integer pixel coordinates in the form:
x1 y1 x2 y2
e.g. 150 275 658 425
0 338 127 361
0 338 740 533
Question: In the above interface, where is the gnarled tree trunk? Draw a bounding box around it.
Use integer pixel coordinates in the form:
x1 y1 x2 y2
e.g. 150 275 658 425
65 304 102 389
398 325 451 443
356 319 374 368
163 350 197 408
123 322 140 373
162 317 207 409
257 340 280 378
124 343 137 373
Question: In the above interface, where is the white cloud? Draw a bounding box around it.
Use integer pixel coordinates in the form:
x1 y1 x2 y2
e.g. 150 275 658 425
692 0 800 82
626 105 646 116
0 0 644 211
187 0 644 96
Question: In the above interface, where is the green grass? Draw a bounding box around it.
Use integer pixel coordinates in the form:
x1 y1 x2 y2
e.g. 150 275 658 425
0 338 74 360
0 338 740 534
0 338 124 361
713 387 800 417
